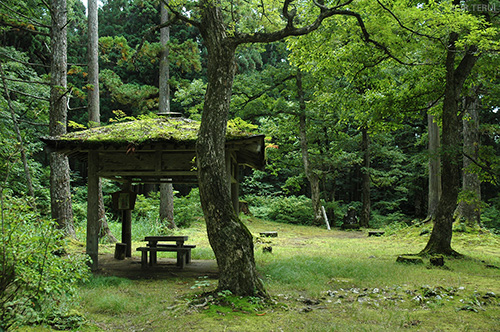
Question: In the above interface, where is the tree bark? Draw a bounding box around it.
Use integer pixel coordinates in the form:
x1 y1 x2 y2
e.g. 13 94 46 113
158 2 175 229
88 0 117 243
196 4 265 297
49 0 75 237
296 71 323 226
420 31 478 256
360 127 370 228
160 182 175 228
456 91 481 227
427 114 441 220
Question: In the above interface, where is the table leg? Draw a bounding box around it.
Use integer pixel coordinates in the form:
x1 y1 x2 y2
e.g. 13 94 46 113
149 241 158 266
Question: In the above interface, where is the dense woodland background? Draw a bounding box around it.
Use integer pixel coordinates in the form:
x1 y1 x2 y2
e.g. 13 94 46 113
1 0 499 230
0 0 499 329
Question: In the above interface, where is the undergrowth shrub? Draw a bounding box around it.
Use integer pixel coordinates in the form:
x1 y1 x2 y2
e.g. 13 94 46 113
0 193 91 331
371 210 411 229
133 188 204 230
482 197 500 234
245 195 314 225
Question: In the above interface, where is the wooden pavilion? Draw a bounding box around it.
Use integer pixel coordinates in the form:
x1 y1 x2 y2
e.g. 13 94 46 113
43 116 265 269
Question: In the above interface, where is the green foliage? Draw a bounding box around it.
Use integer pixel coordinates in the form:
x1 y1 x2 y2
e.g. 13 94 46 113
131 188 203 237
245 195 314 225
482 197 500 234
0 194 90 330
173 188 204 228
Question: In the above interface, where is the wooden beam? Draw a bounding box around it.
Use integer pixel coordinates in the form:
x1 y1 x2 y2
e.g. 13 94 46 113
86 151 99 270
121 182 132 257
98 170 196 177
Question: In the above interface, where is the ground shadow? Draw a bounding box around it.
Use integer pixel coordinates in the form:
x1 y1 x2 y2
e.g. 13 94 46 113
94 253 219 280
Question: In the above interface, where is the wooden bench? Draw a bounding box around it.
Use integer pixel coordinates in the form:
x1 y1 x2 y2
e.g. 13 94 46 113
136 246 194 269
148 244 196 264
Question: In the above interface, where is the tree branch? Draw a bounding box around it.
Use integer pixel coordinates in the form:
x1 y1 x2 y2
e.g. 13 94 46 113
1 77 50 85
131 13 180 63
0 20 50 36
234 74 295 110
0 0 51 28
463 152 499 186
5 88 49 101
0 52 51 68
161 0 202 29
231 2 414 66
375 0 443 44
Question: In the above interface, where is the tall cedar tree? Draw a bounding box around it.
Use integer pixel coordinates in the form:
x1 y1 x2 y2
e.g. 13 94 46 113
49 0 75 237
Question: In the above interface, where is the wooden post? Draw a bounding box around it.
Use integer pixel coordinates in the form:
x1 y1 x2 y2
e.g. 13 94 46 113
321 206 330 230
87 151 99 270
122 182 133 257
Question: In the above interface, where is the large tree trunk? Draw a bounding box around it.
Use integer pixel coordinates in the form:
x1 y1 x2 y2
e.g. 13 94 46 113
197 6 265 297
49 0 75 237
296 72 323 226
360 127 370 228
456 91 481 227
420 31 478 256
427 113 442 220
88 0 117 243
158 2 175 229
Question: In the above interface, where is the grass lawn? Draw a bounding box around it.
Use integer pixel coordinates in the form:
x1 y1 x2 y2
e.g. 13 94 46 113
24 217 500 331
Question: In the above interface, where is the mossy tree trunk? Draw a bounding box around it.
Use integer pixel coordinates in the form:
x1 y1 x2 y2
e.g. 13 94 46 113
49 0 75 237
420 31 478 256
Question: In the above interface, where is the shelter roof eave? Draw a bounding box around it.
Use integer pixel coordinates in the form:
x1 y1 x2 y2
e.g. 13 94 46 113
41 117 266 183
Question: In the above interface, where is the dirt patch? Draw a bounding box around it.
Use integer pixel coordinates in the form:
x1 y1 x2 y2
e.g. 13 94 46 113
94 253 218 280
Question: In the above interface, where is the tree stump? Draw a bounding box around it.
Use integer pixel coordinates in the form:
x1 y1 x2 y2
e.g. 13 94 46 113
114 243 127 260
430 256 444 266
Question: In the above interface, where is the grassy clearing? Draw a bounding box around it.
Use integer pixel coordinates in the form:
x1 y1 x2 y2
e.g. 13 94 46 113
21 218 500 331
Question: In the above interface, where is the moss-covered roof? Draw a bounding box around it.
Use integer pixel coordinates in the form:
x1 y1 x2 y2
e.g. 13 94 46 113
50 116 257 145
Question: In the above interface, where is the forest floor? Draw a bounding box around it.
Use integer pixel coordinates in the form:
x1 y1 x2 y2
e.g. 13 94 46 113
19 217 500 332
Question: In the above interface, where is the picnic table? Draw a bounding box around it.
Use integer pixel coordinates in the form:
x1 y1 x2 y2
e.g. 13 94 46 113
136 236 196 269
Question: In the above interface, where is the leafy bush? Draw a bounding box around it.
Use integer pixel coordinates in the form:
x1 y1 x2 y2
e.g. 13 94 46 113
482 197 500 234
133 188 204 230
0 194 91 330
174 188 204 227
245 195 314 225
370 210 411 229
